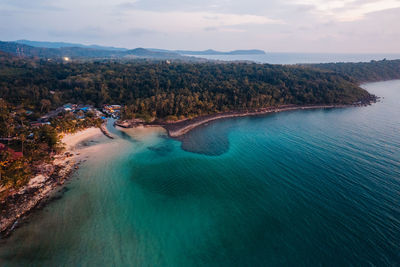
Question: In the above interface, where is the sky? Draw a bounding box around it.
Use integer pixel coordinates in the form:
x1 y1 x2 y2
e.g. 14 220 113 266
1 0 400 53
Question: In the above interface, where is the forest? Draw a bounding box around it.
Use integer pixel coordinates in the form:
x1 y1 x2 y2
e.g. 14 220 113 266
0 53 379 121
0 96 102 190
310 59 400 82
1 52 399 189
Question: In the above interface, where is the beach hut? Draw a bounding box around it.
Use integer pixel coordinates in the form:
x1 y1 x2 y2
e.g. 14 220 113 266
0 143 23 160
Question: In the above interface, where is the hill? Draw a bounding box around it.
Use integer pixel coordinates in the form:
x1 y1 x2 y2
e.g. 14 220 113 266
9 40 266 57
309 59 400 82
0 41 194 61
14 40 128 51
0 56 375 120
149 48 266 55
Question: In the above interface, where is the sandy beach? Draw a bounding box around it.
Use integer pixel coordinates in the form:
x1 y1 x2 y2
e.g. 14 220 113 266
61 127 104 151
115 125 166 141
0 127 108 238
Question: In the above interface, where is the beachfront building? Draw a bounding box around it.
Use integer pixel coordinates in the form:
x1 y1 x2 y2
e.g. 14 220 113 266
102 105 122 118
30 122 51 128
0 143 23 160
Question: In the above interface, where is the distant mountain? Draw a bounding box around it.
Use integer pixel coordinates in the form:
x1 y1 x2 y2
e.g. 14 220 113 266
15 40 127 51
177 49 266 55
0 41 120 58
15 40 266 55
0 41 196 61
125 48 186 59
149 48 266 55
1 40 264 61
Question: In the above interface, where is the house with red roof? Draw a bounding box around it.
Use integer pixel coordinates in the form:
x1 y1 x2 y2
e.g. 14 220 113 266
0 143 23 160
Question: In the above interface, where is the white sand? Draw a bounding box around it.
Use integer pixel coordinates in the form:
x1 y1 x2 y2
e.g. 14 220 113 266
61 127 103 151
116 125 166 141
1 127 118 234
2 129 103 196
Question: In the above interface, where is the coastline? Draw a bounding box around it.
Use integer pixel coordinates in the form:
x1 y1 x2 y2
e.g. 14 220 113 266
0 127 106 238
100 122 115 139
117 104 365 138
0 103 373 238
115 125 166 141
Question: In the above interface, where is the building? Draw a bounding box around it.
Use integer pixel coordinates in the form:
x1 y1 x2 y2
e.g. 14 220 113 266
0 143 23 160
102 104 122 118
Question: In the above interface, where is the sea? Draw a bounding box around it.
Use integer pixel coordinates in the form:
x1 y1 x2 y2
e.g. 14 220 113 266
0 79 399 265
190 53 400 64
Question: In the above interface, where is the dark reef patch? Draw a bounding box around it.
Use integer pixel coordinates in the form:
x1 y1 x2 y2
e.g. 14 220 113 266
175 118 239 156
147 142 174 156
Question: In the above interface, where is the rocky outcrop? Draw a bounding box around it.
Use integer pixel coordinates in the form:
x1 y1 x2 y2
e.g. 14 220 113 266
0 155 79 238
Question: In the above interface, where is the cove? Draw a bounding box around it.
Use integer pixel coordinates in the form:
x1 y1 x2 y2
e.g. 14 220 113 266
0 80 399 266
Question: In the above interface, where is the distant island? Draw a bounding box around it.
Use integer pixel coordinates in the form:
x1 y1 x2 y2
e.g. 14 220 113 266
14 39 128 51
15 40 266 56
0 41 194 60
1 40 265 59
178 49 266 55
149 48 266 56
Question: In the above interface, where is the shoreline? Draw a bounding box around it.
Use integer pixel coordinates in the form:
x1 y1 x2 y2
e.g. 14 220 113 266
0 127 106 238
100 122 115 139
115 125 166 141
117 104 368 138
0 103 374 238
165 105 350 137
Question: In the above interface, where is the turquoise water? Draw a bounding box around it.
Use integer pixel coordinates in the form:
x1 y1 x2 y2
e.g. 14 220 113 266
1 80 400 266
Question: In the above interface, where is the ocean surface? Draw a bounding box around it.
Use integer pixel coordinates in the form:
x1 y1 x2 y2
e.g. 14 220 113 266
1 80 400 266
192 53 400 64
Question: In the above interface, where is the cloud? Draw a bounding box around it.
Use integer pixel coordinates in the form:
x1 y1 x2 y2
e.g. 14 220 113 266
0 0 399 52
127 28 160 36
113 9 282 35
116 1 140 9
1 0 65 11
336 0 400 21
47 27 105 39
292 0 400 21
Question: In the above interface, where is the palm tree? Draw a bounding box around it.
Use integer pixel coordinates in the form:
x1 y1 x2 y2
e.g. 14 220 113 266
40 99 51 113
19 132 26 156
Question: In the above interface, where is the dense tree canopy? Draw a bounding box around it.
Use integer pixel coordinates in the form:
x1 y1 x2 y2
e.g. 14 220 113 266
310 59 400 83
0 55 375 120
1 53 399 190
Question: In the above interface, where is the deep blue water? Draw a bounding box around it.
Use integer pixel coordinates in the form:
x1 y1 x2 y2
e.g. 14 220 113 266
192 53 400 64
0 80 399 266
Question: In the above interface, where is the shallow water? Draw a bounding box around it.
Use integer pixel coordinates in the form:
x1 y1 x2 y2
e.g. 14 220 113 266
1 80 400 266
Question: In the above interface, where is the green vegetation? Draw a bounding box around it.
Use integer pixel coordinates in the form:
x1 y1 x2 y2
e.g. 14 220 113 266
0 97 101 190
1 52 399 191
51 111 103 133
310 59 400 82
0 54 375 121
0 99 58 188
0 41 192 60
